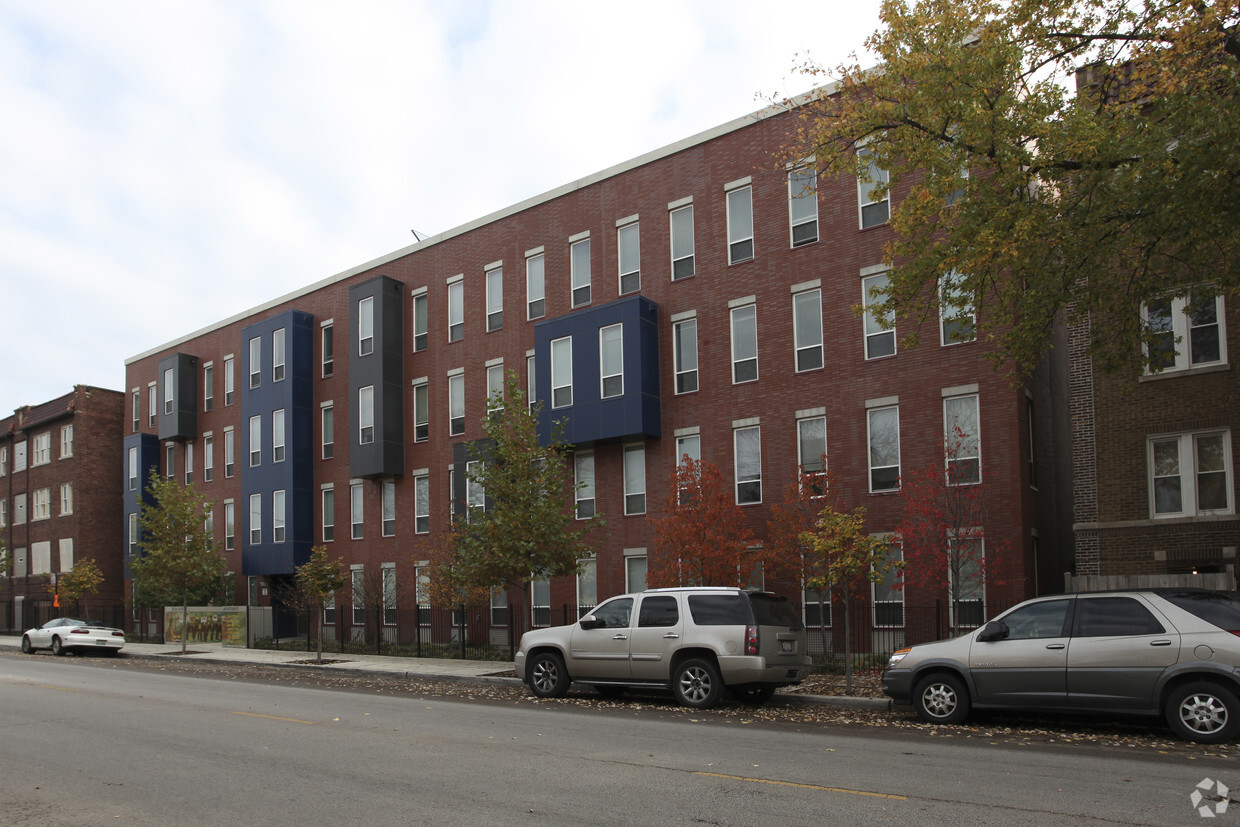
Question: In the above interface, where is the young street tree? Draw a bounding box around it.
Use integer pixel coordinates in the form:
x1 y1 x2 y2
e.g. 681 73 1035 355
294 545 347 663
53 558 105 618
649 458 756 588
133 469 229 654
790 0 1240 378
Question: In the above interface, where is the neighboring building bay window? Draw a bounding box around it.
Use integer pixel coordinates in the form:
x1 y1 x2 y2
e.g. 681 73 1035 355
1144 293 1227 373
1149 430 1233 517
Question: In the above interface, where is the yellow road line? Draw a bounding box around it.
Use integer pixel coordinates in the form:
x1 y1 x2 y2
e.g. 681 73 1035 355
232 711 315 725
694 772 906 800
38 685 78 692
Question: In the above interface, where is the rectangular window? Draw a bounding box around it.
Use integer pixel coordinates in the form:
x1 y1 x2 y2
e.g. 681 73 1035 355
571 237 591 307
1149 430 1234 517
804 587 830 628
324 593 336 625
624 444 646 515
676 434 701 465
248 337 261 389
798 415 827 493
322 323 334 376
873 543 904 627
249 493 262 544
673 317 698 394
322 404 334 459
618 222 640 294
204 434 214 482
31 432 50 466
486 266 504 331
863 272 896 359
670 204 695 279
32 488 50 521
939 273 977 345
322 487 335 542
734 425 762 504
944 394 981 485
448 373 465 436
60 482 74 516
224 427 235 478
59 424 73 459
249 416 261 467
224 501 235 550
166 443 174 478
352 568 365 625
577 558 597 614
224 357 235 406
551 336 573 408
13 492 25 524
204 364 214 411
447 279 464 342
413 382 429 442
163 368 175 415
730 303 758 383
600 324 624 399
149 383 157 427
0 499 6 528
350 482 364 539
626 554 648 592
793 288 824 371
493 589 510 627
358 295 374 355
858 146 890 228
132 390 140 431
575 453 595 519
527 354 536 414
414 474 430 534
383 566 397 625
184 442 194 484
273 490 286 543
1144 294 1227 373
412 293 428 352
789 167 818 246
128 446 138 491
949 537 985 628
526 253 545 319
466 460 486 520
530 580 550 627
359 386 375 445
868 406 901 492
272 409 286 463
272 328 286 382
487 363 505 412
726 186 754 264
382 480 396 537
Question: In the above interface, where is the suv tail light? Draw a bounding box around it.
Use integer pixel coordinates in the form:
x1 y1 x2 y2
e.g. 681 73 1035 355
745 625 759 655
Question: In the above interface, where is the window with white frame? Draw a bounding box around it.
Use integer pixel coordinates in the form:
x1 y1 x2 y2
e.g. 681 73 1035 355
788 167 818 246
224 501 234 550
32 432 50 466
486 265 503 332
202 507 212 541
352 567 365 625
804 585 830 627
382 480 396 537
868 405 900 492
414 474 430 534
272 327 286 381
249 416 261 467
148 383 157 427
322 486 335 542
350 482 364 539
249 493 262 544
13 492 25 524
204 434 214 482
527 354 536 413
676 433 700 465
491 589 509 627
1149 430 1233 517
224 357 235 406
359 386 375 445
577 558 597 615
618 221 640 294
673 317 698 394
322 323 334 376
624 444 646 515
224 427 235 478
873 540 904 627
163 368 175 415
322 403 334 459
383 565 397 625
857 146 890 228
32 488 50 521
323 593 336 625
60 482 73 516
487 363 505 412
1144 293 1227 373
203 364 214 412
625 553 648 592
575 453 595 519
734 425 762 504
670 203 694 279
798 415 827 495
466 460 485 521
166 443 174 478
600 324 623 399
448 373 465 436
571 237 591 306
413 382 429 442
412 292 428 352
447 279 464 342
730 303 758 383
949 536 985 628
939 273 976 345
272 409 286 462
358 295 374 355
132 390 140 431
531 579 550 627
0 499 6 529
60 424 73 458
526 253 545 320
793 288 824 371
273 489 286 543
248 337 261 388
863 272 895 359
184 441 194 483
944 394 981 485
551 336 573 408
727 185 754 264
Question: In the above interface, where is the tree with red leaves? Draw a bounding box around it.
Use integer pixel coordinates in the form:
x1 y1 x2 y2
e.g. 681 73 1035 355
648 458 755 588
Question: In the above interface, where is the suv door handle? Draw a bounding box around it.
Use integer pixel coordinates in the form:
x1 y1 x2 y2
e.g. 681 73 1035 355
662 633 680 639
612 634 628 641
1150 639 1172 646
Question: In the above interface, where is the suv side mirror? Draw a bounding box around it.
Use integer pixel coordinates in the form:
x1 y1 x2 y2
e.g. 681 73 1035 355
579 617 603 630
976 620 1009 642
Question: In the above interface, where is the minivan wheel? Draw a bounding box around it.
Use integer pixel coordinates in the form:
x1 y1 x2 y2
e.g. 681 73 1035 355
528 652 570 699
1166 682 1240 744
913 673 970 725
673 658 723 709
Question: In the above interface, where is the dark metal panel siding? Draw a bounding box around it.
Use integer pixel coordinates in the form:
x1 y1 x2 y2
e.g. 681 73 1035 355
157 353 199 441
348 275 406 479
121 433 160 579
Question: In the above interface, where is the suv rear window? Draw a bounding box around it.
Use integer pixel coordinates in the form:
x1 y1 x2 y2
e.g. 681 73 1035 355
687 594 751 626
1159 590 1240 631
749 593 803 629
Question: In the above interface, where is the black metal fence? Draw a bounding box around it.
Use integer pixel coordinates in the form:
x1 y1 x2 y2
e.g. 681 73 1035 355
0 598 127 634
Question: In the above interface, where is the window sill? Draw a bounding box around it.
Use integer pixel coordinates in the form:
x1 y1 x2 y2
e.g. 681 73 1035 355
1139 362 1230 382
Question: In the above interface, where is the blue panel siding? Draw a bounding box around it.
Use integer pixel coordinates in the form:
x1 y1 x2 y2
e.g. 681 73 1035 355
121 433 160 579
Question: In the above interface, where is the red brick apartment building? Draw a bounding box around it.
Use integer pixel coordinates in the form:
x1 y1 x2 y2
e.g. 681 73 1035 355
124 99 1071 648
0 386 125 630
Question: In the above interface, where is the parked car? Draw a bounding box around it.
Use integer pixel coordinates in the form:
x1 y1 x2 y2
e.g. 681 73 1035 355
515 587 811 708
21 618 126 657
882 588 1240 743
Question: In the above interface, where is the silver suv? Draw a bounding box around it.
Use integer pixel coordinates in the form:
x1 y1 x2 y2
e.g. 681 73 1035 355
882 588 1240 743
514 587 812 708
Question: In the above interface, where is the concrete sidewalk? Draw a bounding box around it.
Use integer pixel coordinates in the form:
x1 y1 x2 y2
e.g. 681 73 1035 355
0 633 890 710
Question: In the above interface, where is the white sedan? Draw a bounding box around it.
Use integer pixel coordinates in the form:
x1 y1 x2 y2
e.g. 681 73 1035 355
21 618 125 656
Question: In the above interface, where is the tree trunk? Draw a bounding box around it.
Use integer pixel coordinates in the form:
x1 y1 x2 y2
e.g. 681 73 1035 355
180 599 188 655
315 599 325 663
843 592 854 696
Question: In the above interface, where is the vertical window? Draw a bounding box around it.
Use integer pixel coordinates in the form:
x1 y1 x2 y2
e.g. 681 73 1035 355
322 487 335 542
382 480 396 537
600 324 623 399
788 167 818 246
272 409 286 462
447 279 464 342
526 253 545 320
673 317 698 394
466 460 486 520
857 146 890 228
551 336 573 408
1144 293 1227 372
203 364 214 411
626 554 648 592
734 425 762 504
322 323 334 376
60 424 73 458
204 434 214 482
128 512 138 556
804 586 830 628
32 433 50 466
224 501 235 550
412 292 428 352
868 406 901 492
863 272 896 359
676 434 701 465
358 296 374 355
162 369 175 416
184 442 194 484
273 490 286 543
148 383 157 427
13 441 25 472
486 266 503 331
798 415 827 490
530 580 550 627
414 474 430 534
493 589 510 627
128 446 138 491
322 404 334 459
793 288 824 371
575 453 595 519
624 445 646 515
448 373 465 436
324 593 336 625
571 237 591 307
730 303 758 383
248 337 261 388
578 558 597 614
249 493 262 544
872 542 904 627
950 537 985 628
726 185 754 264
618 222 640 294
413 382 429 442
249 416 261 467
527 354 536 414
670 204 695 280
224 357 235 406
224 427 235 478
359 386 375 445
944 394 981 485
272 328 286 382
1149 430 1234 517
487 364 505 412
132 390 140 431
60 482 73 516
32 488 51 521
350 482 364 539
383 565 397 625
165 443 174 478
352 568 365 625
939 274 977 345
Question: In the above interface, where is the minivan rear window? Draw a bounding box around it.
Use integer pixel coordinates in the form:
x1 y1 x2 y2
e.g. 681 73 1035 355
1159 590 1240 631
687 594 751 626
749 593 803 629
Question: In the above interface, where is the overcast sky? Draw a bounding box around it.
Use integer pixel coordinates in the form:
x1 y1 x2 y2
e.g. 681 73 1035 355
0 0 882 415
